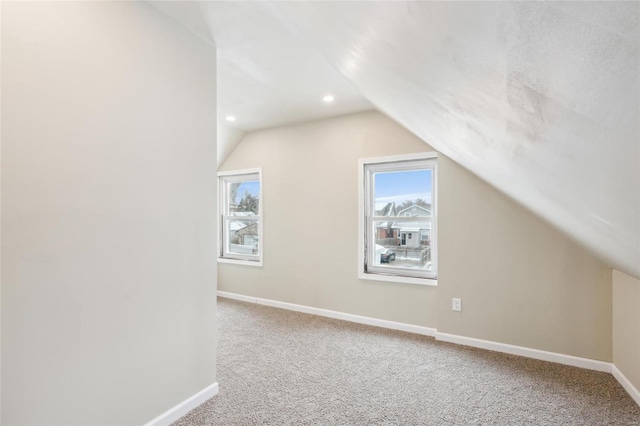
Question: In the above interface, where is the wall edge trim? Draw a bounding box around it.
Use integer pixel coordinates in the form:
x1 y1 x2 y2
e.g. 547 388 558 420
217 291 258 304
217 291 436 337
217 291 640 406
612 364 640 407
143 382 219 426
218 291 614 373
435 332 611 372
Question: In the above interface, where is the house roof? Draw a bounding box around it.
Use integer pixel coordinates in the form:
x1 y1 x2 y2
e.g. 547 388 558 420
376 221 432 231
376 221 393 229
229 221 247 232
374 202 396 216
397 204 432 217
392 222 432 232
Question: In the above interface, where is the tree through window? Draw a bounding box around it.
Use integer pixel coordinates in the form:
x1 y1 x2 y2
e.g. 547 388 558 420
218 169 262 265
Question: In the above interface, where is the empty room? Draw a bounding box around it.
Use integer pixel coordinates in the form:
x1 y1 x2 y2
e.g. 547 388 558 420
1 1 639 425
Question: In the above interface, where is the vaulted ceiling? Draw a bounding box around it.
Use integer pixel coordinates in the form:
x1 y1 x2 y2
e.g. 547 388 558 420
151 1 639 279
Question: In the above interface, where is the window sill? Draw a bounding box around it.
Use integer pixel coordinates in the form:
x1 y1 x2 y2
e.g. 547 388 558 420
358 271 437 286
218 257 263 268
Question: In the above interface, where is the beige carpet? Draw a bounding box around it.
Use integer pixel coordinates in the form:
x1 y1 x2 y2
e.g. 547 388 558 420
174 297 640 425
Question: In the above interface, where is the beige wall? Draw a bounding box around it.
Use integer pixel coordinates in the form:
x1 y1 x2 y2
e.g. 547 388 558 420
613 270 640 392
1 2 217 424
438 156 612 360
220 112 439 327
219 110 612 361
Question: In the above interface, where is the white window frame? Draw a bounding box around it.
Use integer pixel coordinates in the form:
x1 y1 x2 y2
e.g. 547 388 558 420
218 168 263 267
358 153 437 286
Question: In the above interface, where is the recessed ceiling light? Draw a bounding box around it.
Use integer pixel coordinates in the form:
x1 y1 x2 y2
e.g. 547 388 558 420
225 115 236 122
323 95 335 103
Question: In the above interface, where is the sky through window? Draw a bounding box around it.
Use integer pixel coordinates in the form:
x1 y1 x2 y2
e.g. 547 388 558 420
374 170 432 205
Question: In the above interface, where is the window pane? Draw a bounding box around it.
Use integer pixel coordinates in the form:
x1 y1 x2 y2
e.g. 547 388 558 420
226 219 259 255
228 180 260 215
374 169 432 217
372 220 433 271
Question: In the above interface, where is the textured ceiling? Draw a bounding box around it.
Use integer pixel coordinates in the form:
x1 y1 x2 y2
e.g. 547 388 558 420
153 1 639 279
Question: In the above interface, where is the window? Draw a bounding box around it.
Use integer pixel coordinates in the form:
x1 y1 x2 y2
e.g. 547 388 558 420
359 153 437 284
218 169 262 266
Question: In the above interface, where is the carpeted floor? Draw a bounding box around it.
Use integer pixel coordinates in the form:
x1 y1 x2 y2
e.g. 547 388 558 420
174 297 640 425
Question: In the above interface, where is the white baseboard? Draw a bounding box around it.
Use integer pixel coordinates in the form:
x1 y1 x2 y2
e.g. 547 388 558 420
217 291 257 304
435 332 611 372
612 364 640 407
143 382 219 426
217 291 436 337
217 291 640 407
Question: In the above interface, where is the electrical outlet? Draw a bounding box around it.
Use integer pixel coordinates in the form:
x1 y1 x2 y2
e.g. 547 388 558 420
452 298 462 312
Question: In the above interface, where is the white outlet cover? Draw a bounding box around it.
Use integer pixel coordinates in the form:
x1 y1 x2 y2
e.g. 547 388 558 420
452 298 462 312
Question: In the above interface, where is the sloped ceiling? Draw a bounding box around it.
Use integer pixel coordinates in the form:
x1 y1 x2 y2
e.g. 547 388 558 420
153 1 639 279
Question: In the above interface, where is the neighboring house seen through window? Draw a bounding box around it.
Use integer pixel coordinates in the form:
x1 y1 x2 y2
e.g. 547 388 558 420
359 153 437 284
218 169 262 266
